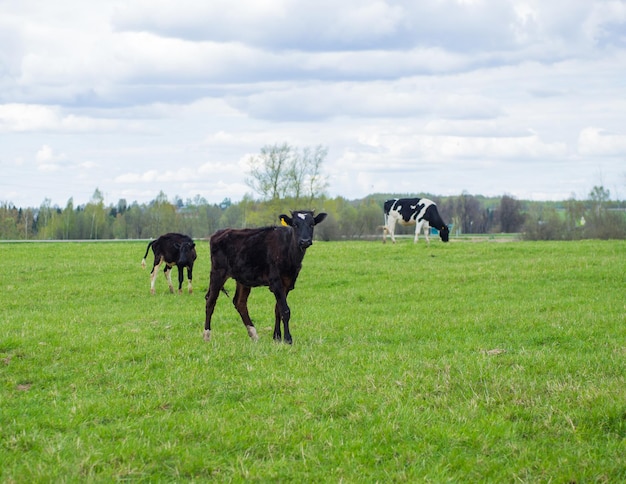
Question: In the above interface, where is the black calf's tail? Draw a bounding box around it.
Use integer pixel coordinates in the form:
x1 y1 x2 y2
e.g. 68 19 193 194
205 286 230 299
141 240 155 268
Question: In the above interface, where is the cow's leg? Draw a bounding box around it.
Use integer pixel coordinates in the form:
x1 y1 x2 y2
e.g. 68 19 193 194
204 269 227 341
271 280 291 344
186 266 193 294
233 283 258 341
414 220 426 243
273 303 282 341
164 266 174 293
150 258 163 294
176 265 184 294
387 217 397 244
423 223 430 244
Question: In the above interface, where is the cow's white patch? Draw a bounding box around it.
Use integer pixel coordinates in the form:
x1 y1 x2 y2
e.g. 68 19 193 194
297 213 306 220
247 326 259 341
150 264 160 294
203 329 211 341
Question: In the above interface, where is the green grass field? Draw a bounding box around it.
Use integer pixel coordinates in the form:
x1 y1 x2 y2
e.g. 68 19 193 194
1 239 625 482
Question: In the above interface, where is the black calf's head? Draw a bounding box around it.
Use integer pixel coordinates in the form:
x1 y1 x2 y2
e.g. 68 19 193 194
280 211 327 249
177 241 197 265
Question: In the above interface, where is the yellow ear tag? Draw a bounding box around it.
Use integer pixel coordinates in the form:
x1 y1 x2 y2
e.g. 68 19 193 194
280 218 289 227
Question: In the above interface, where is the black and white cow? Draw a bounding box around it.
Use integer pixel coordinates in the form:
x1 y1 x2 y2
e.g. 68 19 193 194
383 198 449 243
204 210 326 344
141 233 197 294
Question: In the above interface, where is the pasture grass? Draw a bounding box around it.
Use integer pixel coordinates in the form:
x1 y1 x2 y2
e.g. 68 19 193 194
1 239 625 482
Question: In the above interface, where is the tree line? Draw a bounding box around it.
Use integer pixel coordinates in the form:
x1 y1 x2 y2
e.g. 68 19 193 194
1 186 625 241
1 143 625 241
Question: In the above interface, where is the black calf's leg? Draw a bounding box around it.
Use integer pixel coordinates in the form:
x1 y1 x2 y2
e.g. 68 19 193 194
177 265 184 294
233 283 258 341
272 287 292 344
204 270 226 341
186 266 193 294
164 266 174 293
149 258 163 294
204 290 218 341
281 299 292 345
273 303 282 341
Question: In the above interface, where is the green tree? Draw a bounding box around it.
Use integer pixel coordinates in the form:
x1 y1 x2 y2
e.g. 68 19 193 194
37 198 53 239
355 199 383 237
18 208 34 240
146 191 176 236
589 185 610 217
126 202 146 239
523 205 567 240
338 201 359 238
585 185 626 239
60 198 76 239
0 202 20 239
565 195 585 237
220 203 245 228
111 213 128 239
84 189 107 239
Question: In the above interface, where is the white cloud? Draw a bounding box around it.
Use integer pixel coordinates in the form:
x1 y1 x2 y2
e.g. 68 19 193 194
112 0 515 52
584 1 626 45
115 170 160 184
1 0 625 207
0 104 129 133
578 127 626 156
0 104 59 131
35 145 55 163
228 77 501 122
35 144 68 172
115 166 234 185
198 161 243 176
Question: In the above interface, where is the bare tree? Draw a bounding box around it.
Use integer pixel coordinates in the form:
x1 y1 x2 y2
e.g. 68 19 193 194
498 195 524 232
285 145 329 205
246 143 293 200
303 145 329 206
246 143 329 204
454 192 483 234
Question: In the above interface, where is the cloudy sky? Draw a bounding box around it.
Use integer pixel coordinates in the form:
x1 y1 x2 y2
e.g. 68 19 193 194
1 0 625 208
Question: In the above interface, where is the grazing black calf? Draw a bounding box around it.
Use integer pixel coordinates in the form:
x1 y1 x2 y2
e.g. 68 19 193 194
204 210 327 344
142 233 197 294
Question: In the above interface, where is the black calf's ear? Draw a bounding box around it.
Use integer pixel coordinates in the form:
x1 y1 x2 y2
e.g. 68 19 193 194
279 214 292 227
314 212 327 225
